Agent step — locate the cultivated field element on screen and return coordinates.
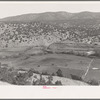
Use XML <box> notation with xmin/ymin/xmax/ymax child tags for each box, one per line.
<box><xmin>0</xmin><ymin>45</ymin><xmax>100</xmax><ymax>83</ymax></box>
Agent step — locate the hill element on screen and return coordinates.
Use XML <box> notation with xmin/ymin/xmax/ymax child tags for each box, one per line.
<box><xmin>1</xmin><ymin>11</ymin><xmax>100</xmax><ymax>22</ymax></box>
<box><xmin>0</xmin><ymin>11</ymin><xmax>100</xmax><ymax>48</ymax></box>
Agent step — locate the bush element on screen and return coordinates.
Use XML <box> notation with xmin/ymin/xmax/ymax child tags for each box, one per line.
<box><xmin>5</xmin><ymin>72</ymin><xmax>17</xmax><ymax>84</ymax></box>
<box><xmin>32</xmin><ymin>74</ymin><xmax>46</xmax><ymax>85</ymax></box>
<box><xmin>55</xmin><ymin>80</ymin><xmax>62</xmax><ymax>85</ymax></box>
<box><xmin>39</xmin><ymin>77</ymin><xmax>46</xmax><ymax>85</ymax></box>
<box><xmin>65</xmin><ymin>64</ymin><xmax>68</xmax><ymax>66</ymax></box>
<box><xmin>52</xmin><ymin>73</ymin><xmax>55</xmax><ymax>76</ymax></box>
<box><xmin>28</xmin><ymin>68</ymin><xmax>40</xmax><ymax>74</ymax></box>
<box><xmin>28</xmin><ymin>68</ymin><xmax>34</xmax><ymax>77</ymax></box>
<box><xmin>33</xmin><ymin>79</ymin><xmax>40</xmax><ymax>85</ymax></box>
<box><xmin>94</xmin><ymin>48</ymin><xmax>100</xmax><ymax>57</ymax></box>
<box><xmin>46</xmin><ymin>75</ymin><xmax>54</xmax><ymax>85</ymax></box>
<box><xmin>32</xmin><ymin>74</ymin><xmax>55</xmax><ymax>85</ymax></box>
<box><xmin>37</xmin><ymin>65</ymin><xmax>40</xmax><ymax>67</ymax></box>
<box><xmin>33</xmin><ymin>75</ymin><xmax>37</xmax><ymax>79</ymax></box>
<box><xmin>56</xmin><ymin>69</ymin><xmax>63</xmax><ymax>77</ymax></box>
<box><xmin>70</xmin><ymin>74</ymin><xmax>82</xmax><ymax>81</ymax></box>
<box><xmin>0</xmin><ymin>67</ymin><xmax>19</xmax><ymax>84</ymax></box>
<box><xmin>8</xmin><ymin>67</ymin><xmax>15</xmax><ymax>72</ymax></box>
<box><xmin>42</xmin><ymin>71</ymin><xmax>49</xmax><ymax>75</ymax></box>
<box><xmin>34</xmin><ymin>70</ymin><xmax>40</xmax><ymax>74</ymax></box>
<box><xmin>15</xmin><ymin>73</ymin><xmax>29</xmax><ymax>85</ymax></box>
<box><xmin>87</xmin><ymin>79</ymin><xmax>99</xmax><ymax>85</ymax></box>
<box><xmin>0</xmin><ymin>67</ymin><xmax>9</xmax><ymax>80</ymax></box>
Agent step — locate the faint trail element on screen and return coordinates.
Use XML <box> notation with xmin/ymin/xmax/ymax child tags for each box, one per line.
<box><xmin>82</xmin><ymin>58</ymin><xmax>94</xmax><ymax>79</ymax></box>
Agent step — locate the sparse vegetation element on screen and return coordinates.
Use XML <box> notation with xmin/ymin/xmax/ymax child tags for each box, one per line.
<box><xmin>42</xmin><ymin>71</ymin><xmax>49</xmax><ymax>75</ymax></box>
<box><xmin>0</xmin><ymin>65</ymin><xmax>93</xmax><ymax>85</ymax></box>
<box><xmin>70</xmin><ymin>74</ymin><xmax>83</xmax><ymax>81</ymax></box>
<box><xmin>86</xmin><ymin>79</ymin><xmax>99</xmax><ymax>85</ymax></box>
<box><xmin>27</xmin><ymin>68</ymin><xmax>34</xmax><ymax>77</ymax></box>
<box><xmin>52</xmin><ymin>73</ymin><xmax>55</xmax><ymax>76</ymax></box>
<box><xmin>55</xmin><ymin>80</ymin><xmax>62</xmax><ymax>85</ymax></box>
<box><xmin>56</xmin><ymin>69</ymin><xmax>63</xmax><ymax>77</ymax></box>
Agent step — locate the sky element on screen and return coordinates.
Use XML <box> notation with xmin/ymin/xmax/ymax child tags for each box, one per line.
<box><xmin>0</xmin><ymin>1</ymin><xmax>100</xmax><ymax>19</ymax></box>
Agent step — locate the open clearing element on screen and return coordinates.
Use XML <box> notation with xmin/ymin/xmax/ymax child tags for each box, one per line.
<box><xmin>0</xmin><ymin>46</ymin><xmax>100</xmax><ymax>81</ymax></box>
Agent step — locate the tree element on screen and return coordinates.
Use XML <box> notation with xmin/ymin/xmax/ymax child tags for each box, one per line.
<box><xmin>42</xmin><ymin>71</ymin><xmax>49</xmax><ymax>75</ymax></box>
<box><xmin>87</xmin><ymin>79</ymin><xmax>99</xmax><ymax>85</ymax></box>
<box><xmin>39</xmin><ymin>77</ymin><xmax>46</xmax><ymax>85</ymax></box>
<box><xmin>33</xmin><ymin>79</ymin><xmax>39</xmax><ymax>85</ymax></box>
<box><xmin>46</xmin><ymin>75</ymin><xmax>54</xmax><ymax>85</ymax></box>
<box><xmin>0</xmin><ymin>67</ymin><xmax>8</xmax><ymax>81</ymax></box>
<box><xmin>52</xmin><ymin>73</ymin><xmax>55</xmax><ymax>76</ymax></box>
<box><xmin>38</xmin><ymin>74</ymin><xmax>46</xmax><ymax>85</ymax></box>
<box><xmin>55</xmin><ymin>80</ymin><xmax>62</xmax><ymax>85</ymax></box>
<box><xmin>15</xmin><ymin>72</ymin><xmax>29</xmax><ymax>85</ymax></box>
<box><xmin>5</xmin><ymin>72</ymin><xmax>17</xmax><ymax>84</ymax></box>
<box><xmin>35</xmin><ymin>70</ymin><xmax>40</xmax><ymax>74</ymax></box>
<box><xmin>28</xmin><ymin>68</ymin><xmax>34</xmax><ymax>77</ymax></box>
<box><xmin>8</xmin><ymin>67</ymin><xmax>15</xmax><ymax>72</ymax></box>
<box><xmin>33</xmin><ymin>75</ymin><xmax>37</xmax><ymax>79</ymax></box>
<box><xmin>56</xmin><ymin>69</ymin><xmax>63</xmax><ymax>77</ymax></box>
<box><xmin>70</xmin><ymin>74</ymin><xmax>82</xmax><ymax>81</ymax></box>
<box><xmin>37</xmin><ymin>65</ymin><xmax>40</xmax><ymax>67</ymax></box>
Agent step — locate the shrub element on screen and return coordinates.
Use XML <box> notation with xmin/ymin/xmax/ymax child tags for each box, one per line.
<box><xmin>34</xmin><ymin>70</ymin><xmax>40</xmax><ymax>74</ymax></box>
<box><xmin>5</xmin><ymin>72</ymin><xmax>17</xmax><ymax>84</ymax></box>
<box><xmin>33</xmin><ymin>79</ymin><xmax>39</xmax><ymax>85</ymax></box>
<box><xmin>87</xmin><ymin>79</ymin><xmax>99</xmax><ymax>85</ymax></box>
<box><xmin>52</xmin><ymin>73</ymin><xmax>55</xmax><ymax>76</ymax></box>
<box><xmin>37</xmin><ymin>65</ymin><xmax>40</xmax><ymax>67</ymax></box>
<box><xmin>28</xmin><ymin>68</ymin><xmax>40</xmax><ymax>75</ymax></box>
<box><xmin>46</xmin><ymin>75</ymin><xmax>54</xmax><ymax>85</ymax></box>
<box><xmin>32</xmin><ymin>74</ymin><xmax>46</xmax><ymax>85</ymax></box>
<box><xmin>56</xmin><ymin>69</ymin><xmax>63</xmax><ymax>77</ymax></box>
<box><xmin>15</xmin><ymin>72</ymin><xmax>29</xmax><ymax>85</ymax></box>
<box><xmin>8</xmin><ymin>67</ymin><xmax>15</xmax><ymax>72</ymax></box>
<box><xmin>94</xmin><ymin>48</ymin><xmax>100</xmax><ymax>57</ymax></box>
<box><xmin>51</xmin><ymin>63</ymin><xmax>54</xmax><ymax>66</ymax></box>
<box><xmin>70</xmin><ymin>74</ymin><xmax>83</xmax><ymax>81</ymax></box>
<box><xmin>0</xmin><ymin>67</ymin><xmax>9</xmax><ymax>80</ymax></box>
<box><xmin>55</xmin><ymin>80</ymin><xmax>62</xmax><ymax>85</ymax></box>
<box><xmin>0</xmin><ymin>67</ymin><xmax>19</xmax><ymax>84</ymax></box>
<box><xmin>42</xmin><ymin>71</ymin><xmax>49</xmax><ymax>75</ymax></box>
<box><xmin>39</xmin><ymin>77</ymin><xmax>46</xmax><ymax>85</ymax></box>
<box><xmin>28</xmin><ymin>69</ymin><xmax>34</xmax><ymax>77</ymax></box>
<box><xmin>65</xmin><ymin>64</ymin><xmax>68</xmax><ymax>66</ymax></box>
<box><xmin>33</xmin><ymin>75</ymin><xmax>37</xmax><ymax>79</ymax></box>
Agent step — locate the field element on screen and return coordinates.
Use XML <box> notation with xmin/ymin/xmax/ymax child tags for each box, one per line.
<box><xmin>0</xmin><ymin>45</ymin><xmax>100</xmax><ymax>83</ymax></box>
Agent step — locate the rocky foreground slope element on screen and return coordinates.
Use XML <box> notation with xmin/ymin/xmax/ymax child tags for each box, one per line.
<box><xmin>27</xmin><ymin>73</ymin><xmax>89</xmax><ymax>85</ymax></box>
<box><xmin>0</xmin><ymin>73</ymin><xmax>89</xmax><ymax>85</ymax></box>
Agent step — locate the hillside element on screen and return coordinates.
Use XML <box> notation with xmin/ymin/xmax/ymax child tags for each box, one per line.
<box><xmin>0</xmin><ymin>75</ymin><xmax>89</xmax><ymax>86</ymax></box>
<box><xmin>0</xmin><ymin>12</ymin><xmax>100</xmax><ymax>48</ymax></box>
<box><xmin>28</xmin><ymin>73</ymin><xmax>89</xmax><ymax>85</ymax></box>
<box><xmin>1</xmin><ymin>11</ymin><xmax>100</xmax><ymax>22</ymax></box>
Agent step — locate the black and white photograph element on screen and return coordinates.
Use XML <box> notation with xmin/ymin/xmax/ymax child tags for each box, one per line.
<box><xmin>0</xmin><ymin>1</ymin><xmax>100</xmax><ymax>87</ymax></box>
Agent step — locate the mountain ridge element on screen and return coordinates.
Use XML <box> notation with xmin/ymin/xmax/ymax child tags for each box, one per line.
<box><xmin>1</xmin><ymin>11</ymin><xmax>100</xmax><ymax>22</ymax></box>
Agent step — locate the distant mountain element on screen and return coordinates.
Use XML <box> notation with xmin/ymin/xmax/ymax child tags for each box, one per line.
<box><xmin>0</xmin><ymin>11</ymin><xmax>73</xmax><ymax>22</ymax></box>
<box><xmin>1</xmin><ymin>11</ymin><xmax>100</xmax><ymax>22</ymax></box>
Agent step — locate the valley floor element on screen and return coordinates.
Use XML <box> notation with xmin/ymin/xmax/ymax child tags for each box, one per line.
<box><xmin>0</xmin><ymin>46</ymin><xmax>100</xmax><ymax>85</ymax></box>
